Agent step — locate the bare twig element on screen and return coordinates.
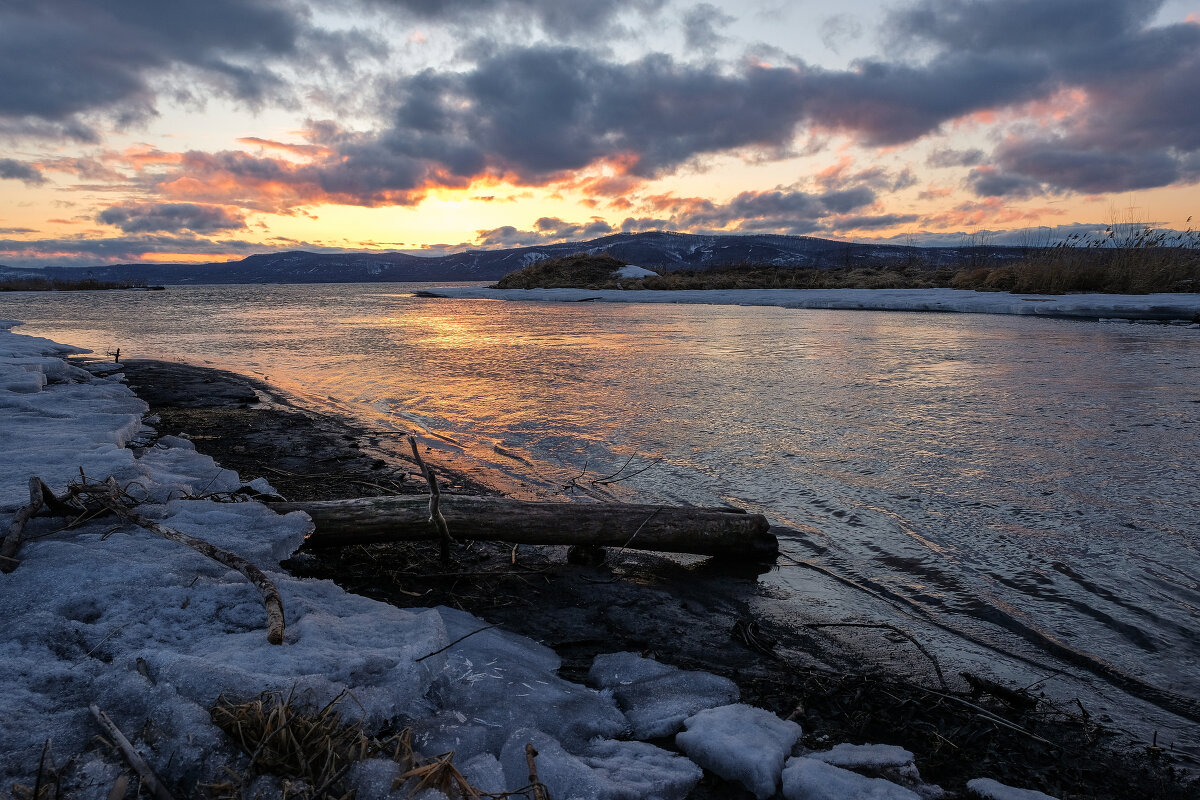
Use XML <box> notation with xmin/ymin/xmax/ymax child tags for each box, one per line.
<box><xmin>524</xmin><ymin>744</ymin><xmax>551</xmax><ymax>800</ymax></box>
<box><xmin>414</xmin><ymin>624</ymin><xmax>500</xmax><ymax>663</ymax></box>
<box><xmin>89</xmin><ymin>705</ymin><xmax>176</xmax><ymax>800</ymax></box>
<box><xmin>806</xmin><ymin>622</ymin><xmax>950</xmax><ymax>690</ymax></box>
<box><xmin>407</xmin><ymin>435</ymin><xmax>453</xmax><ymax>564</ymax></box>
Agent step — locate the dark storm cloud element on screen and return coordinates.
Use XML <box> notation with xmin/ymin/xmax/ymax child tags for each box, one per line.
<box><xmin>383</xmin><ymin>47</ymin><xmax>812</xmax><ymax>180</ymax></box>
<box><xmin>361</xmin><ymin>0</ymin><xmax>666</xmax><ymax>37</ymax></box>
<box><xmin>884</xmin><ymin>0</ymin><xmax>1200</xmax><ymax>192</ymax></box>
<box><xmin>0</xmin><ymin>159</ymin><xmax>46</xmax><ymax>185</ymax></box>
<box><xmin>634</xmin><ymin>186</ymin><xmax>879</xmax><ymax>236</ymax></box>
<box><xmin>966</xmin><ymin>167</ymin><xmax>1044</xmax><ymax>198</ymax></box>
<box><xmin>827</xmin><ymin>213</ymin><xmax>920</xmax><ymax>230</ymax></box>
<box><xmin>97</xmin><ymin>203</ymin><xmax>247</xmax><ymax>234</ymax></box>
<box><xmin>31</xmin><ymin>0</ymin><xmax>1193</xmax><ymax>214</ymax></box>
<box><xmin>927</xmin><ymin>148</ymin><xmax>984</xmax><ymax>168</ymax></box>
<box><xmin>991</xmin><ymin>141</ymin><xmax>1183</xmax><ymax>194</ymax></box>
<box><xmin>473</xmin><ymin>216</ymin><xmax>614</xmax><ymax>247</ymax></box>
<box><xmin>0</xmin><ymin>1</ymin><xmax>354</xmax><ymax>137</ymax></box>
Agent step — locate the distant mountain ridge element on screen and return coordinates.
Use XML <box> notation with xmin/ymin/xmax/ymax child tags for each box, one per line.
<box><xmin>1</xmin><ymin>232</ymin><xmax>1027</xmax><ymax>285</ymax></box>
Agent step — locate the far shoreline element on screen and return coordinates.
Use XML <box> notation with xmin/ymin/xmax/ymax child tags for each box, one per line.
<box><xmin>422</xmin><ymin>285</ymin><xmax>1200</xmax><ymax>323</ymax></box>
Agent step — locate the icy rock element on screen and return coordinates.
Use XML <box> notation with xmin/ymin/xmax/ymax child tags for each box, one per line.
<box><xmin>675</xmin><ymin>703</ymin><xmax>803</xmax><ymax>799</ymax></box>
<box><xmin>347</xmin><ymin>758</ymin><xmax>403</xmax><ymax>800</ymax></box>
<box><xmin>431</xmin><ymin>610</ymin><xmax>626</xmax><ymax>752</ymax></box>
<box><xmin>459</xmin><ymin>753</ymin><xmax>507</xmax><ymax>795</ymax></box>
<box><xmin>588</xmin><ymin>652</ymin><xmax>739</xmax><ymax>738</ymax></box>
<box><xmin>501</xmin><ymin>728</ymin><xmax>606</xmax><ymax>800</ymax></box>
<box><xmin>782</xmin><ymin>757</ymin><xmax>921</xmax><ymax>800</ymax></box>
<box><xmin>157</xmin><ymin>434</ymin><xmax>196</xmax><ymax>450</ymax></box>
<box><xmin>966</xmin><ymin>778</ymin><xmax>1061</xmax><ymax>800</ymax></box>
<box><xmin>581</xmin><ymin>738</ymin><xmax>703</xmax><ymax>800</ymax></box>
<box><xmin>809</xmin><ymin>742</ymin><xmax>922</xmax><ymax>785</ymax></box>
<box><xmin>410</xmin><ymin>710</ymin><xmax>496</xmax><ymax>764</ymax></box>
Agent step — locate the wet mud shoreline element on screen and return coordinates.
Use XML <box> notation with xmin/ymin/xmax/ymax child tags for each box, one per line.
<box><xmin>115</xmin><ymin>358</ymin><xmax>1197</xmax><ymax>799</ymax></box>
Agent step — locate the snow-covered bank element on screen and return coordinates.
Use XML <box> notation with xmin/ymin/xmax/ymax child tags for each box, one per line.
<box><xmin>1</xmin><ymin>320</ymin><xmax>1055</xmax><ymax>800</ymax></box>
<box><xmin>425</xmin><ymin>287</ymin><xmax>1200</xmax><ymax>321</ymax></box>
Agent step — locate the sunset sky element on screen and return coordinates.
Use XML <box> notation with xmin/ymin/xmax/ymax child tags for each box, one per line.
<box><xmin>1</xmin><ymin>0</ymin><xmax>1197</xmax><ymax>268</ymax></box>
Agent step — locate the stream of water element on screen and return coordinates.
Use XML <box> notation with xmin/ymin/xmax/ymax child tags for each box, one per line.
<box><xmin>4</xmin><ymin>283</ymin><xmax>1197</xmax><ymax>754</ymax></box>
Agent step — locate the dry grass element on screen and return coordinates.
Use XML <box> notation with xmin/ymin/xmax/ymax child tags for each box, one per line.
<box><xmin>207</xmin><ymin>690</ymin><xmax>491</xmax><ymax>800</ymax></box>
<box><xmin>492</xmin><ymin>253</ymin><xmax>628</xmax><ymax>289</ymax></box>
<box><xmin>209</xmin><ymin>690</ymin><xmax>374</xmax><ymax>799</ymax></box>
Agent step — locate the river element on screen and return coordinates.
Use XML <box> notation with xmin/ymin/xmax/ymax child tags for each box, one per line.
<box><xmin>3</xmin><ymin>283</ymin><xmax>1198</xmax><ymax>756</ymax></box>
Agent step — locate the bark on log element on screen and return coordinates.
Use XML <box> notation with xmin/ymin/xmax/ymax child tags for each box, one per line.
<box><xmin>269</xmin><ymin>495</ymin><xmax>778</xmax><ymax>561</ymax></box>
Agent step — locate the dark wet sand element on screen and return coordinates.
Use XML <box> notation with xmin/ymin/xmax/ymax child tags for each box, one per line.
<box><xmin>116</xmin><ymin>358</ymin><xmax>1197</xmax><ymax>800</ymax></box>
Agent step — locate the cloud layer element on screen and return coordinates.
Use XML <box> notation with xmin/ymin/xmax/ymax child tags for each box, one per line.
<box><xmin>0</xmin><ymin>0</ymin><xmax>1197</xmax><ymax>265</ymax></box>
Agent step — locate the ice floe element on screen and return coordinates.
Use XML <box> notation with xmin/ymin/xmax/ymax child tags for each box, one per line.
<box><xmin>425</xmin><ymin>286</ymin><xmax>1200</xmax><ymax>321</ymax></box>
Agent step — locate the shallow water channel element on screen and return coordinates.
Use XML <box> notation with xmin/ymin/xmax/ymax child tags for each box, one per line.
<box><xmin>5</xmin><ymin>283</ymin><xmax>1198</xmax><ymax>756</ymax></box>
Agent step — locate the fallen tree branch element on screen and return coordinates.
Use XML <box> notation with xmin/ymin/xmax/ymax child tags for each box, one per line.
<box><xmin>407</xmin><ymin>435</ymin><xmax>453</xmax><ymax>564</ymax></box>
<box><xmin>89</xmin><ymin>704</ymin><xmax>177</xmax><ymax>800</ymax></box>
<box><xmin>87</xmin><ymin>477</ymin><xmax>285</xmax><ymax>645</ymax></box>
<box><xmin>1</xmin><ymin>477</ymin><xmax>45</xmax><ymax>573</ymax></box>
<box><xmin>271</xmin><ymin>495</ymin><xmax>778</xmax><ymax>561</ymax></box>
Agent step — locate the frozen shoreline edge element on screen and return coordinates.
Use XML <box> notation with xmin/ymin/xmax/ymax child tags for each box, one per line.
<box><xmin>0</xmin><ymin>320</ymin><xmax>958</xmax><ymax>800</ymax></box>
<box><xmin>424</xmin><ymin>286</ymin><xmax>1200</xmax><ymax>322</ymax></box>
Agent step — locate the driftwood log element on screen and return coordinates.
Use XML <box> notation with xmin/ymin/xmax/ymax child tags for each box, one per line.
<box><xmin>269</xmin><ymin>495</ymin><xmax>778</xmax><ymax>561</ymax></box>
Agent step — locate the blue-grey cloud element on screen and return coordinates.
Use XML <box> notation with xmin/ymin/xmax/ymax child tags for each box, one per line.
<box><xmin>966</xmin><ymin>167</ymin><xmax>1044</xmax><ymax>198</ymax></box>
<box><xmin>928</xmin><ymin>147</ymin><xmax>984</xmax><ymax>168</ymax></box>
<box><xmin>0</xmin><ymin>158</ymin><xmax>46</xmax><ymax>184</ymax></box>
<box><xmin>98</xmin><ymin>203</ymin><xmax>246</xmax><ymax>234</ymax></box>
<box><xmin>361</xmin><ymin>0</ymin><xmax>666</xmax><ymax>37</ymax></box>
<box><xmin>682</xmin><ymin>3</ymin><xmax>736</xmax><ymax>50</ymax></box>
<box><xmin>0</xmin><ymin>1</ymin><xmax>360</xmax><ymax>137</ymax></box>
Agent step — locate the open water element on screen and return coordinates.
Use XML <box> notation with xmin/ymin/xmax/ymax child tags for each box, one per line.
<box><xmin>4</xmin><ymin>283</ymin><xmax>1198</xmax><ymax>754</ymax></box>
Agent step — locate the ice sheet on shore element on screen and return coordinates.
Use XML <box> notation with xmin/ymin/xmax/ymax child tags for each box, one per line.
<box><xmin>588</xmin><ymin>651</ymin><xmax>740</xmax><ymax>738</ymax></box>
<box><xmin>426</xmin><ymin>286</ymin><xmax>1200</xmax><ymax>321</ymax></box>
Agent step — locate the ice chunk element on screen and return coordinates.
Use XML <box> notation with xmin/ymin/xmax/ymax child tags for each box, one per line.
<box><xmin>782</xmin><ymin>757</ymin><xmax>921</xmax><ymax>800</ymax></box>
<box><xmin>500</xmin><ymin>728</ymin><xmax>605</xmax><ymax>800</ymax></box>
<box><xmin>811</xmin><ymin>743</ymin><xmax>915</xmax><ymax>769</ymax></box>
<box><xmin>588</xmin><ymin>652</ymin><xmax>739</xmax><ymax>738</ymax></box>
<box><xmin>458</xmin><ymin>753</ymin><xmax>507</xmax><ymax>795</ymax></box>
<box><xmin>675</xmin><ymin>703</ymin><xmax>803</xmax><ymax>799</ymax></box>
<box><xmin>581</xmin><ymin>739</ymin><xmax>702</xmax><ymax>800</ymax></box>
<box><xmin>430</xmin><ymin>614</ymin><xmax>625</xmax><ymax>752</ymax></box>
<box><xmin>410</xmin><ymin>710</ymin><xmax>495</xmax><ymax>764</ymax></box>
<box><xmin>589</xmin><ymin>651</ymin><xmax>677</xmax><ymax>685</ymax></box>
<box><xmin>966</xmin><ymin>778</ymin><xmax>1061</xmax><ymax>800</ymax></box>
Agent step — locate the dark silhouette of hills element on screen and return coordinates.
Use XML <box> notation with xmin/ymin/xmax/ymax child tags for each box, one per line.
<box><xmin>1</xmin><ymin>231</ymin><xmax>1027</xmax><ymax>285</ymax></box>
